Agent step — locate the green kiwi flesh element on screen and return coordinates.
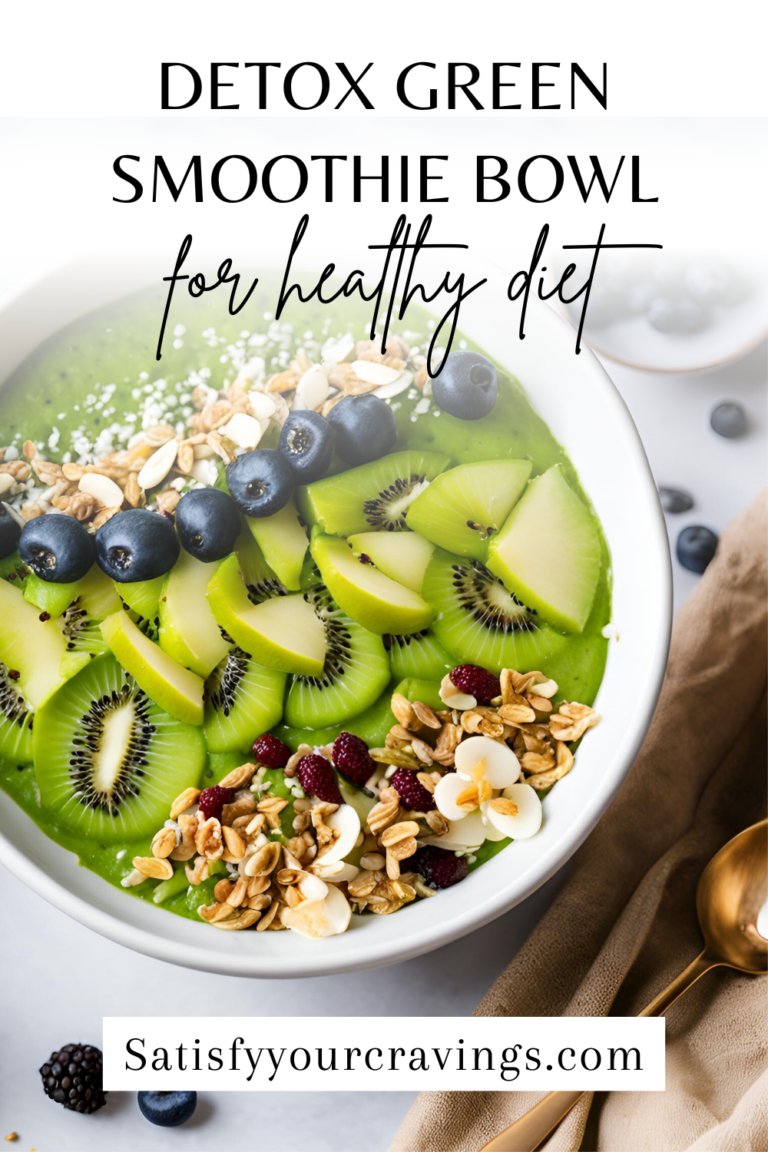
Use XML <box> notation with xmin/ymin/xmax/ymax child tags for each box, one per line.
<box><xmin>296</xmin><ymin>450</ymin><xmax>450</xmax><ymax>536</ymax></box>
<box><xmin>385</xmin><ymin>630</ymin><xmax>452</xmax><ymax>682</ymax></box>
<box><xmin>0</xmin><ymin>663</ymin><xmax>34</xmax><ymax>762</ymax></box>
<box><xmin>33</xmin><ymin>654</ymin><xmax>205</xmax><ymax>841</ymax></box>
<box><xmin>204</xmin><ymin>646</ymin><xmax>286</xmax><ymax>753</ymax></box>
<box><xmin>284</xmin><ymin>587</ymin><xmax>390</xmax><ymax>729</ymax></box>
<box><xmin>422</xmin><ymin>548</ymin><xmax>568</xmax><ymax>675</ymax></box>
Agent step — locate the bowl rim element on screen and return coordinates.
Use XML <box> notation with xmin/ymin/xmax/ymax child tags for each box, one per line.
<box><xmin>0</xmin><ymin>258</ymin><xmax>673</xmax><ymax>978</ymax></box>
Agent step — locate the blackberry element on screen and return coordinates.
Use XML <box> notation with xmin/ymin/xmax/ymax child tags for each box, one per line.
<box><xmin>39</xmin><ymin>1043</ymin><xmax>107</xmax><ymax>1114</ymax></box>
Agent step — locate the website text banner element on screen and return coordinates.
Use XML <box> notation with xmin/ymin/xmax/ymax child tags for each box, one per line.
<box><xmin>104</xmin><ymin>1016</ymin><xmax>665</xmax><ymax>1092</ymax></box>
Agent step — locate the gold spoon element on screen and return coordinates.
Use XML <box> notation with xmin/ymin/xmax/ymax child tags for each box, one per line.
<box><xmin>480</xmin><ymin>819</ymin><xmax>768</xmax><ymax>1152</ymax></box>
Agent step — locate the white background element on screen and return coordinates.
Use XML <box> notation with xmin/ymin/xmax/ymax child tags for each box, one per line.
<box><xmin>1</xmin><ymin>4</ymin><xmax>766</xmax><ymax>1149</ymax></box>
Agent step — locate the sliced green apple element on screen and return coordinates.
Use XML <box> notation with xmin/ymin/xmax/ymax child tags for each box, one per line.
<box><xmin>406</xmin><ymin>459</ymin><xmax>532</xmax><ymax>560</ymax></box>
<box><xmin>158</xmin><ymin>553</ymin><xmax>229</xmax><ymax>678</ymax></box>
<box><xmin>100</xmin><ymin>610</ymin><xmax>205</xmax><ymax>725</ymax></box>
<box><xmin>347</xmin><ymin>530</ymin><xmax>435</xmax><ymax>593</ymax></box>
<box><xmin>245</xmin><ymin>497</ymin><xmax>308</xmax><ymax>592</ymax></box>
<box><xmin>487</xmin><ymin>464</ymin><xmax>601</xmax><ymax>633</ymax></box>
<box><xmin>310</xmin><ymin>533</ymin><xmax>434</xmax><ymax>635</ymax></box>
<box><xmin>206</xmin><ymin>554</ymin><xmax>326</xmax><ymax>676</ymax></box>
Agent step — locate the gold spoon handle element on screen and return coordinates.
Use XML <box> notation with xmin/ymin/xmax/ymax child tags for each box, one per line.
<box><xmin>479</xmin><ymin>951</ymin><xmax>717</xmax><ymax>1152</ymax></box>
<box><xmin>638</xmin><ymin>951</ymin><xmax>714</xmax><ymax>1017</ymax></box>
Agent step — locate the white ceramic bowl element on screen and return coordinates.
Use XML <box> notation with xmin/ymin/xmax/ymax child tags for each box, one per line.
<box><xmin>0</xmin><ymin>257</ymin><xmax>672</xmax><ymax>978</ymax></box>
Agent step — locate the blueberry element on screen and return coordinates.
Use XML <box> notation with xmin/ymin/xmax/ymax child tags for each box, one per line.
<box><xmin>431</xmin><ymin>351</ymin><xmax>498</xmax><ymax>420</ymax></box>
<box><xmin>658</xmin><ymin>486</ymin><xmax>694</xmax><ymax>514</ymax></box>
<box><xmin>175</xmin><ymin>488</ymin><xmax>240</xmax><ymax>562</ymax></box>
<box><xmin>19</xmin><ymin>514</ymin><xmax>95</xmax><ymax>583</ymax></box>
<box><xmin>676</xmin><ymin>525</ymin><xmax>718</xmax><ymax>574</ymax></box>
<box><xmin>95</xmin><ymin>508</ymin><xmax>180</xmax><ymax>582</ymax></box>
<box><xmin>326</xmin><ymin>395</ymin><xmax>397</xmax><ymax>465</ymax></box>
<box><xmin>226</xmin><ymin>449</ymin><xmax>294</xmax><ymax>517</ymax></box>
<box><xmin>0</xmin><ymin>505</ymin><xmax>22</xmax><ymax>560</ymax></box>
<box><xmin>278</xmin><ymin>411</ymin><xmax>336</xmax><ymax>482</ymax></box>
<box><xmin>138</xmin><ymin>1090</ymin><xmax>197</xmax><ymax>1128</ymax></box>
<box><xmin>710</xmin><ymin>401</ymin><xmax>747</xmax><ymax>439</ymax></box>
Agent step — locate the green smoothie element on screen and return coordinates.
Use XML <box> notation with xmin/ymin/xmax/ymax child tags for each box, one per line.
<box><xmin>0</xmin><ymin>280</ymin><xmax>610</xmax><ymax>925</ymax></box>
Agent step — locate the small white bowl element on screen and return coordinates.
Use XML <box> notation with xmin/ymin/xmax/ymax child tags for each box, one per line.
<box><xmin>0</xmin><ymin>256</ymin><xmax>671</xmax><ymax>978</ymax></box>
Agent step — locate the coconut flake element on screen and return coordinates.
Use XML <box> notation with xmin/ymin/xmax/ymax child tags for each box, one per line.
<box><xmin>486</xmin><ymin>783</ymin><xmax>543</xmax><ymax>840</ymax></box>
<box><xmin>455</xmin><ymin>736</ymin><xmax>521</xmax><ymax>789</ymax></box>
<box><xmin>190</xmin><ymin>458</ymin><xmax>219</xmax><ymax>486</ymax></box>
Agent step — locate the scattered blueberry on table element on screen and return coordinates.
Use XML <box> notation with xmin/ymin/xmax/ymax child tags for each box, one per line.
<box><xmin>658</xmin><ymin>486</ymin><xmax>694</xmax><ymax>514</ymax></box>
<box><xmin>138</xmin><ymin>1090</ymin><xmax>197</xmax><ymax>1127</ymax></box>
<box><xmin>710</xmin><ymin>401</ymin><xmax>747</xmax><ymax>439</ymax></box>
<box><xmin>676</xmin><ymin>525</ymin><xmax>719</xmax><ymax>574</ymax></box>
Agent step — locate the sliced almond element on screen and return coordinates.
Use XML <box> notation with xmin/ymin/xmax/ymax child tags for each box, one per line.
<box><xmin>351</xmin><ymin>360</ymin><xmax>403</xmax><ymax>386</ymax></box>
<box><xmin>280</xmin><ymin>883</ymin><xmax>351</xmax><ymax>939</ymax></box>
<box><xmin>77</xmin><ymin>472</ymin><xmax>125</xmax><ymax>509</ymax></box>
<box><xmin>219</xmin><ymin>413</ymin><xmax>263</xmax><ymax>449</ymax></box>
<box><xmin>247</xmin><ymin>392</ymin><xmax>277</xmax><ymax>421</ymax></box>
<box><xmin>321</xmin><ymin>337</ymin><xmax>355</xmax><ymax>365</ymax></box>
<box><xmin>292</xmin><ymin>363</ymin><xmax>330</xmax><ymax>411</ymax></box>
<box><xmin>439</xmin><ymin>673</ymin><xmax>477</xmax><ymax>710</ymax></box>
<box><xmin>315</xmin><ymin>804</ymin><xmax>361</xmax><ymax>867</ymax></box>
<box><xmin>137</xmin><ymin>438</ymin><xmax>178</xmax><ymax>491</ymax></box>
<box><xmin>373</xmin><ymin>370</ymin><xmax>413</xmax><ymax>399</ymax></box>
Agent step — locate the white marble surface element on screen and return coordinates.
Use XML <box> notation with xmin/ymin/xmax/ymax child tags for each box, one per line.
<box><xmin>0</xmin><ymin>340</ymin><xmax>765</xmax><ymax>1152</ymax></box>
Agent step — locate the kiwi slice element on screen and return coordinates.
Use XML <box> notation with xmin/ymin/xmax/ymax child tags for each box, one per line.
<box><xmin>34</xmin><ymin>654</ymin><xmax>205</xmax><ymax>841</ymax></box>
<box><xmin>23</xmin><ymin>564</ymin><xmax>122</xmax><ymax>620</ymax></box>
<box><xmin>203</xmin><ymin>646</ymin><xmax>286</xmax><ymax>754</ymax></box>
<box><xmin>422</xmin><ymin>548</ymin><xmax>568</xmax><ymax>675</ymax></box>
<box><xmin>296</xmin><ymin>450</ymin><xmax>450</xmax><ymax>536</ymax></box>
<box><xmin>406</xmin><ymin>459</ymin><xmax>532</xmax><ymax>560</ymax></box>
<box><xmin>0</xmin><ymin>663</ymin><xmax>34</xmax><ymax>763</ymax></box>
<box><xmin>284</xmin><ymin>586</ymin><xmax>390</xmax><ymax>729</ymax></box>
<box><xmin>272</xmin><ymin>684</ymin><xmax>396</xmax><ymax>752</ymax></box>
<box><xmin>385</xmin><ymin>629</ymin><xmax>452</xmax><ymax>682</ymax></box>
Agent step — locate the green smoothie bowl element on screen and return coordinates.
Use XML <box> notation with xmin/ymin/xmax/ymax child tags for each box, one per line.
<box><xmin>0</xmin><ymin>259</ymin><xmax>671</xmax><ymax>977</ymax></box>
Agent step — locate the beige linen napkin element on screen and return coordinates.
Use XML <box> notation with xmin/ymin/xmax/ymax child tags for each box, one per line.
<box><xmin>393</xmin><ymin>492</ymin><xmax>768</xmax><ymax>1152</ymax></box>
